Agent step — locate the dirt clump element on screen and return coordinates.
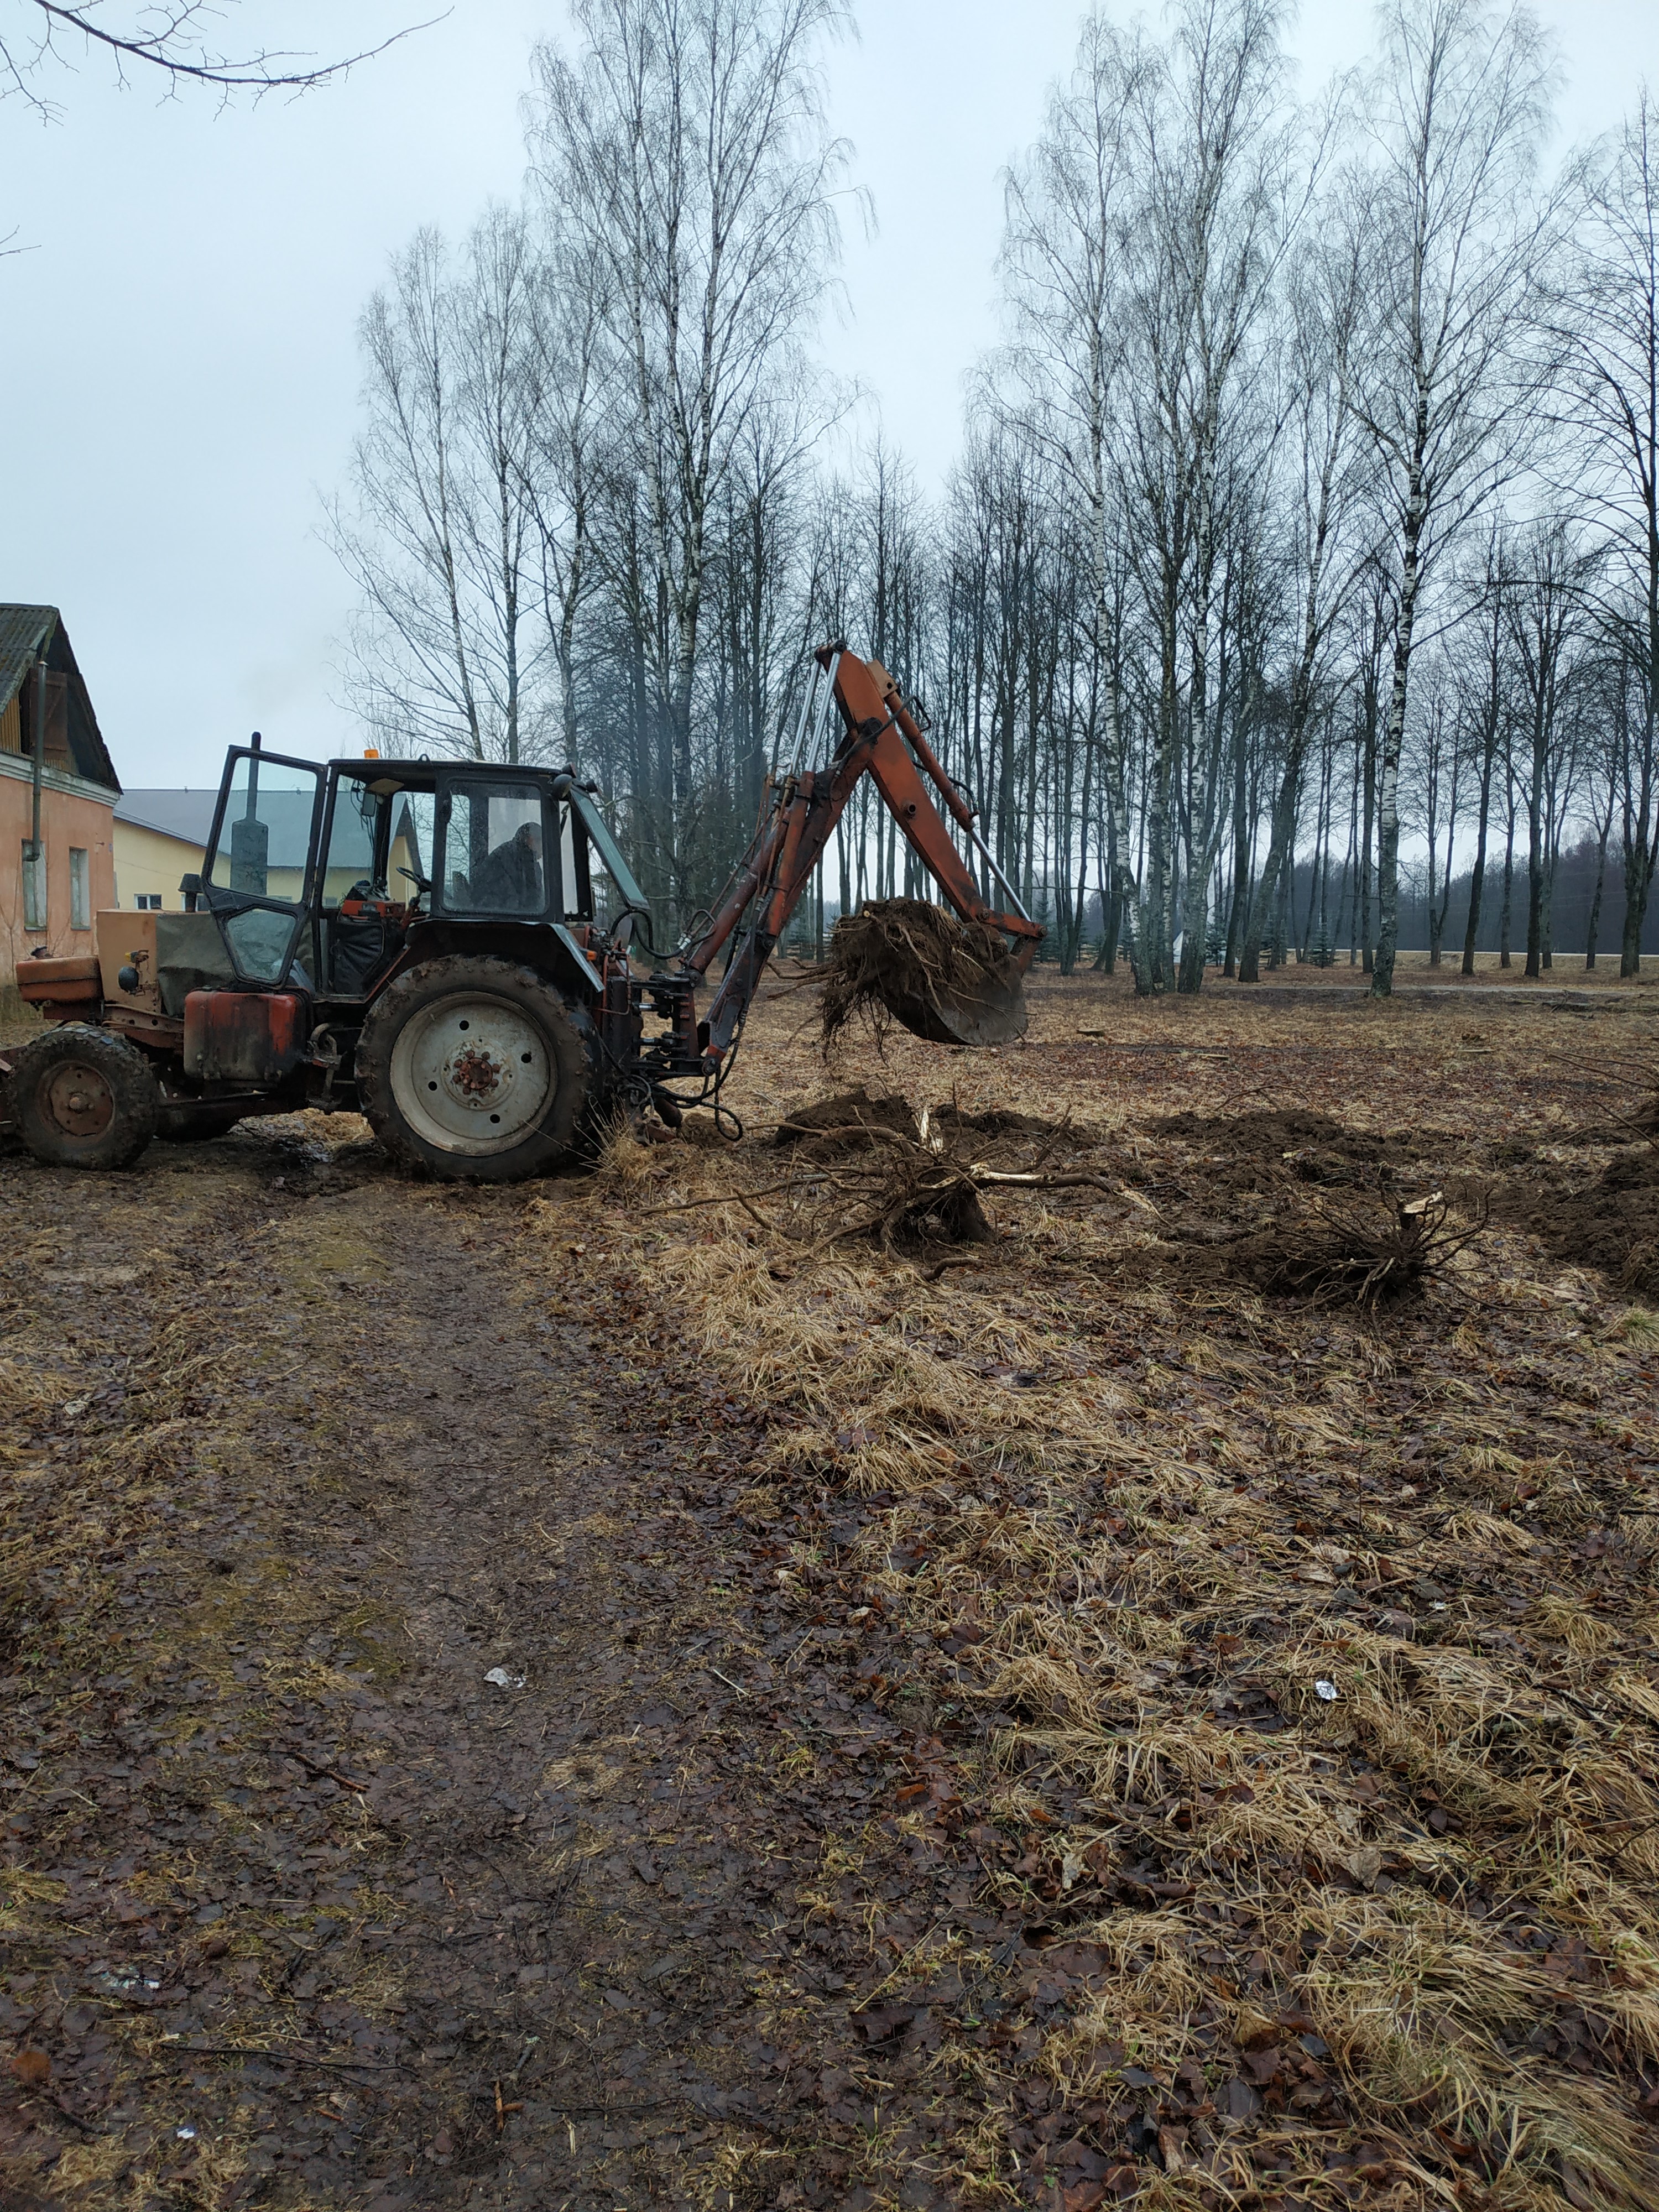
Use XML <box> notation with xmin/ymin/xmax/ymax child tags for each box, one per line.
<box><xmin>1122</xmin><ymin>1107</ymin><xmax>1462</xmax><ymax>1250</ymax></box>
<box><xmin>932</xmin><ymin>1101</ymin><xmax>1084</xmax><ymax>1142</ymax></box>
<box><xmin>1149</xmin><ymin>1104</ymin><xmax>1422</xmax><ymax>1175</ymax></box>
<box><xmin>1488</xmin><ymin>1140</ymin><xmax>1659</xmax><ymax>1293</ymax></box>
<box><xmin>774</xmin><ymin>1086</ymin><xmax>919</xmax><ymax>1153</ymax></box>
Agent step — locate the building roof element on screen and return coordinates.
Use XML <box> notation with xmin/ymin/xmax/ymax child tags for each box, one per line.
<box><xmin>117</xmin><ymin>787</ymin><xmax>382</xmax><ymax>873</ymax></box>
<box><xmin>114</xmin><ymin>789</ymin><xmax>220</xmax><ymax>846</ymax></box>
<box><xmin>0</xmin><ymin>606</ymin><xmax>121</xmax><ymax>793</ymax></box>
<box><xmin>0</xmin><ymin>605</ymin><xmax>55</xmax><ymax>690</ymax></box>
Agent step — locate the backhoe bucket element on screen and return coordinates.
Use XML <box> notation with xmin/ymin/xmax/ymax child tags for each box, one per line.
<box><xmin>878</xmin><ymin>958</ymin><xmax>1029</xmax><ymax>1047</ymax></box>
<box><xmin>822</xmin><ymin>900</ymin><xmax>1030</xmax><ymax>1052</ymax></box>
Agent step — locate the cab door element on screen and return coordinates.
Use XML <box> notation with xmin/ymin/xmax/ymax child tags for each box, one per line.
<box><xmin>200</xmin><ymin>747</ymin><xmax>326</xmax><ymax>985</ymax></box>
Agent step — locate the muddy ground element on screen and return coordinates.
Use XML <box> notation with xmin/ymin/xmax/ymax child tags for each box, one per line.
<box><xmin>0</xmin><ymin>1125</ymin><xmax>906</xmax><ymax>2210</ymax></box>
<box><xmin>3</xmin><ymin>969</ymin><xmax>1659</xmax><ymax>2211</ymax></box>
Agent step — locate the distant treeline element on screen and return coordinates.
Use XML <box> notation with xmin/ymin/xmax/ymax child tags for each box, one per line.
<box><xmin>1324</xmin><ymin>836</ymin><xmax>1659</xmax><ymax>963</ymax></box>
<box><xmin>807</xmin><ymin>830</ymin><xmax>1659</xmax><ymax>967</ymax></box>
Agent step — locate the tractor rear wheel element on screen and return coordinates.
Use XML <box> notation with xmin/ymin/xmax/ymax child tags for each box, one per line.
<box><xmin>355</xmin><ymin>956</ymin><xmax>590</xmax><ymax>1181</ymax></box>
<box><xmin>11</xmin><ymin>1024</ymin><xmax>160</xmax><ymax>1170</ymax></box>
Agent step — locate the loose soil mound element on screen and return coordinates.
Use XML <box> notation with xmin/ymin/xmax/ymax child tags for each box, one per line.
<box><xmin>1488</xmin><ymin>1141</ymin><xmax>1659</xmax><ymax>1293</ymax></box>
<box><xmin>932</xmin><ymin>1102</ymin><xmax>1078</xmax><ymax>1142</ymax></box>
<box><xmin>1154</xmin><ymin>1106</ymin><xmax>1364</xmax><ymax>1148</ymax></box>
<box><xmin>1151</xmin><ymin>1105</ymin><xmax>1422</xmax><ymax>1172</ymax></box>
<box><xmin>774</xmin><ymin>1086</ymin><xmax>918</xmax><ymax>1152</ymax></box>
<box><xmin>1144</xmin><ymin>1109</ymin><xmax>1440</xmax><ymax>1210</ymax></box>
<box><xmin>821</xmin><ymin>898</ymin><xmax>1029</xmax><ymax>1050</ymax></box>
<box><xmin>776</xmin><ymin>1096</ymin><xmax>1081</xmax><ymax>1155</ymax></box>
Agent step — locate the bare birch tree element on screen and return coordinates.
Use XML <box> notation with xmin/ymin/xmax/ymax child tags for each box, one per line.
<box><xmin>1340</xmin><ymin>0</ymin><xmax>1556</xmax><ymax>997</ymax></box>
<box><xmin>526</xmin><ymin>0</ymin><xmax>848</xmax><ymax>921</ymax></box>
<box><xmin>1554</xmin><ymin>93</ymin><xmax>1659</xmax><ymax>974</ymax></box>
<box><xmin>523</xmin><ymin>234</ymin><xmax>609</xmax><ymax>772</ymax></box>
<box><xmin>999</xmin><ymin>16</ymin><xmax>1150</xmax><ymax>958</ymax></box>
<box><xmin>1504</xmin><ymin>517</ymin><xmax>1590</xmax><ymax>974</ymax></box>
<box><xmin>1126</xmin><ymin>0</ymin><xmax>1307</xmax><ymax>992</ymax></box>
<box><xmin>329</xmin><ymin>211</ymin><xmax>557</xmax><ymax>763</ymax></box>
<box><xmin>1236</xmin><ymin>219</ymin><xmax>1373</xmax><ymax>980</ymax></box>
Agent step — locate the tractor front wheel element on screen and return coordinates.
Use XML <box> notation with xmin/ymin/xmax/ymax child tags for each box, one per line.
<box><xmin>11</xmin><ymin>1024</ymin><xmax>160</xmax><ymax>1170</ymax></box>
<box><xmin>355</xmin><ymin>957</ymin><xmax>590</xmax><ymax>1181</ymax></box>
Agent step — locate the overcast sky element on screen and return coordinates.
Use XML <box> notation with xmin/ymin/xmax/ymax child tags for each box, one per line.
<box><xmin>0</xmin><ymin>0</ymin><xmax>1648</xmax><ymax>788</ymax></box>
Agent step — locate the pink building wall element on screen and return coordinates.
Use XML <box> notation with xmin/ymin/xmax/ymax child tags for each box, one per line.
<box><xmin>0</xmin><ymin>764</ymin><xmax>117</xmax><ymax>984</ymax></box>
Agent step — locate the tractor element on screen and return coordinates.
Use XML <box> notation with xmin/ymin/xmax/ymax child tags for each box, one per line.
<box><xmin>2</xmin><ymin>645</ymin><xmax>1040</xmax><ymax>1181</ymax></box>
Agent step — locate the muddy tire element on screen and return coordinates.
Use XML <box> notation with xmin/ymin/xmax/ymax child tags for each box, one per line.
<box><xmin>11</xmin><ymin>1024</ymin><xmax>160</xmax><ymax>1171</ymax></box>
<box><xmin>356</xmin><ymin>956</ymin><xmax>590</xmax><ymax>1181</ymax></box>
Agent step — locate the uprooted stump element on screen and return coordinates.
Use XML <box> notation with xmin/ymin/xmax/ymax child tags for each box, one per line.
<box><xmin>802</xmin><ymin>1104</ymin><xmax>1110</xmax><ymax>1253</ymax></box>
<box><xmin>1228</xmin><ymin>1191</ymin><xmax>1483</xmax><ymax>1309</ymax></box>
<box><xmin>820</xmin><ymin>899</ymin><xmax>1029</xmax><ymax>1052</ymax></box>
<box><xmin>839</xmin><ymin>1144</ymin><xmax>998</xmax><ymax>1248</ymax></box>
<box><xmin>662</xmin><ymin>1091</ymin><xmax>1113</xmax><ymax>1256</ymax></box>
<box><xmin>775</xmin><ymin>1103</ymin><xmax>996</xmax><ymax>1246</ymax></box>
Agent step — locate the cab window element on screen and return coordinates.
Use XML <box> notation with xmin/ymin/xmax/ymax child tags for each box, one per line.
<box><xmin>202</xmin><ymin>750</ymin><xmax>324</xmax><ymax>985</ymax></box>
<box><xmin>206</xmin><ymin>756</ymin><xmax>322</xmax><ymax>901</ymax></box>
<box><xmin>320</xmin><ymin>778</ymin><xmax>384</xmax><ymax>902</ymax></box>
<box><xmin>437</xmin><ymin>783</ymin><xmax>555</xmax><ymax>917</ymax></box>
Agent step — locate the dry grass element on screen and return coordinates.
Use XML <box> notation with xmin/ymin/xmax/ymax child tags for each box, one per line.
<box><xmin>519</xmin><ymin>969</ymin><xmax>1659</xmax><ymax>2206</ymax></box>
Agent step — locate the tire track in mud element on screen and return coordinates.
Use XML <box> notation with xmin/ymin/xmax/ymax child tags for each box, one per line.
<box><xmin>1</xmin><ymin>1128</ymin><xmax>973</xmax><ymax>2212</ymax></box>
<box><xmin>299</xmin><ymin>1162</ymin><xmax>818</xmax><ymax>2210</ymax></box>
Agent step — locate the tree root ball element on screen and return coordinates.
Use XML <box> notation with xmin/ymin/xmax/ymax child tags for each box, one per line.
<box><xmin>820</xmin><ymin>899</ymin><xmax>1030</xmax><ymax>1052</ymax></box>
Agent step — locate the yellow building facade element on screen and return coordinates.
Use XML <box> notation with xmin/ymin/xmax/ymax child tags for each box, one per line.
<box><xmin>112</xmin><ymin>792</ymin><xmax>306</xmax><ymax>909</ymax></box>
<box><xmin>112</xmin><ymin>812</ymin><xmax>206</xmax><ymax>909</ymax></box>
<box><xmin>113</xmin><ymin>788</ymin><xmax>380</xmax><ymax>910</ymax></box>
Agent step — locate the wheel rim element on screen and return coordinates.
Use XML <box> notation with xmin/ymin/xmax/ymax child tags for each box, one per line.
<box><xmin>41</xmin><ymin>1060</ymin><xmax>117</xmax><ymax>1142</ymax></box>
<box><xmin>388</xmin><ymin>992</ymin><xmax>557</xmax><ymax>1156</ymax></box>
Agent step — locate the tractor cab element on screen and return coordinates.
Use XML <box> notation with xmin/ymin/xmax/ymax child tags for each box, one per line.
<box><xmin>195</xmin><ymin>743</ymin><xmax>640</xmax><ymax>1009</ymax></box>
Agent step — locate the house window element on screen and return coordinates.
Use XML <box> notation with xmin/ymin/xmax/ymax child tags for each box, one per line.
<box><xmin>21</xmin><ymin>842</ymin><xmax>45</xmax><ymax>932</ymax></box>
<box><xmin>134</xmin><ymin>893</ymin><xmax>162</xmax><ymax>911</ymax></box>
<box><xmin>70</xmin><ymin>847</ymin><xmax>90</xmax><ymax>931</ymax></box>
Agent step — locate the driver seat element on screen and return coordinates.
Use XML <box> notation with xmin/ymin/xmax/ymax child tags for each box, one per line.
<box><xmin>326</xmin><ymin>880</ymin><xmax>394</xmax><ymax>997</ymax></box>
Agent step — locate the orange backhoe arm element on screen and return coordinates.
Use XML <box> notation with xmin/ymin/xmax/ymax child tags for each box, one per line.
<box><xmin>683</xmin><ymin>644</ymin><xmax>1041</xmax><ymax>1058</ymax></box>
